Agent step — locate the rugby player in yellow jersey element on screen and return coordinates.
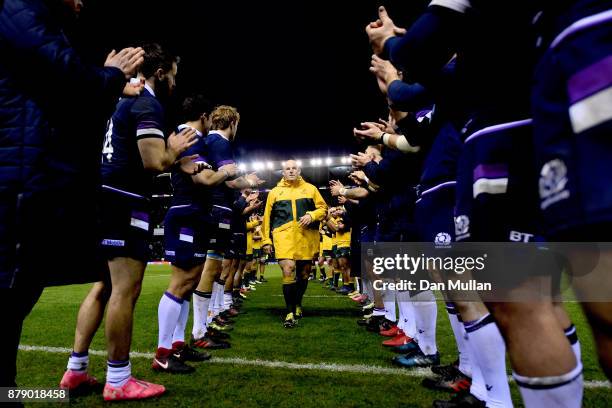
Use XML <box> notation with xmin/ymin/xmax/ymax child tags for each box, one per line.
<box><xmin>327</xmin><ymin>207</ymin><xmax>353</xmax><ymax>295</ymax></box>
<box><xmin>243</xmin><ymin>213</ymin><xmax>262</xmax><ymax>299</ymax></box>
<box><xmin>252</xmin><ymin>223</ymin><xmax>268</xmax><ymax>283</ymax></box>
<box><xmin>262</xmin><ymin>160</ymin><xmax>327</xmax><ymax>328</ymax></box>
<box><xmin>323</xmin><ymin>208</ymin><xmax>336</xmax><ymax>290</ymax></box>
<box><xmin>316</xmin><ymin>224</ymin><xmax>333</xmax><ymax>282</ymax></box>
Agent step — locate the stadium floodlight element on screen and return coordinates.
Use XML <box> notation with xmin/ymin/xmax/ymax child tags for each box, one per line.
<box><xmin>326</xmin><ymin>158</ymin><xmax>333</xmax><ymax>165</ymax></box>
<box><xmin>311</xmin><ymin>158</ymin><xmax>324</xmax><ymax>167</ymax></box>
<box><xmin>296</xmin><ymin>160</ymin><xmax>303</xmax><ymax>167</ymax></box>
<box><xmin>266</xmin><ymin>161</ymin><xmax>274</xmax><ymax>169</ymax></box>
<box><xmin>253</xmin><ymin>162</ymin><xmax>265</xmax><ymax>171</ymax></box>
<box><xmin>340</xmin><ymin>157</ymin><xmax>348</xmax><ymax>164</ymax></box>
<box><xmin>238</xmin><ymin>163</ymin><xmax>247</xmax><ymax>171</ymax></box>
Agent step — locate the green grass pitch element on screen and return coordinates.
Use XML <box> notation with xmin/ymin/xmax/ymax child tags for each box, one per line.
<box><xmin>17</xmin><ymin>264</ymin><xmax>612</xmax><ymax>407</ymax></box>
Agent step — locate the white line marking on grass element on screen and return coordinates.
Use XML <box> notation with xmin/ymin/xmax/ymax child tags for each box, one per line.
<box><xmin>216</xmin><ymin>357</ymin><xmax>435</xmax><ymax>378</ymax></box>
<box><xmin>17</xmin><ymin>345</ymin><xmax>428</xmax><ymax>377</ymax></box>
<box><xmin>17</xmin><ymin>345</ymin><xmax>611</xmax><ymax>389</ymax></box>
<box><xmin>20</xmin><ymin>345</ymin><xmax>153</xmax><ymax>359</ymax></box>
<box><xmin>271</xmin><ymin>295</ymin><xmax>344</xmax><ymax>298</ymax></box>
<box><xmin>584</xmin><ymin>380</ymin><xmax>612</xmax><ymax>389</ymax></box>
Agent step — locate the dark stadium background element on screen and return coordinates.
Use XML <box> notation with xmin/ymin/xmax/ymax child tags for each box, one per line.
<box><xmin>67</xmin><ymin>0</ymin><xmax>429</xmax><ymax>258</ymax></box>
<box><xmin>71</xmin><ymin>0</ymin><xmax>429</xmax><ymax>161</ymax></box>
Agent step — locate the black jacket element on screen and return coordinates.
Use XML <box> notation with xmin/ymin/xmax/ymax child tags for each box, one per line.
<box><xmin>0</xmin><ymin>0</ymin><xmax>125</xmax><ymax>287</ymax></box>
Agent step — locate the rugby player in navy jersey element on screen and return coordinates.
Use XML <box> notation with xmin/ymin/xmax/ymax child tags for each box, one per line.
<box><xmin>207</xmin><ymin>188</ymin><xmax>259</xmax><ymax>325</ymax></box>
<box><xmin>364</xmin><ymin>57</ymin><xmax>481</xmax><ymax>395</ymax></box>
<box><xmin>60</xmin><ymin>44</ymin><xmax>205</xmax><ymax>401</ymax></box>
<box><xmin>366</xmin><ymin>3</ymin><xmax>583</xmax><ymax>407</ymax></box>
<box><xmin>229</xmin><ymin>190</ymin><xmax>263</xmax><ymax>299</ymax></box>
<box><xmin>354</xmin><ymin>97</ymin><xmax>496</xmax><ymax>405</ymax></box>
<box><xmin>530</xmin><ymin>0</ymin><xmax>612</xmax><ymax>387</ymax></box>
<box><xmin>220</xmin><ymin>191</ymin><xmax>252</xmax><ymax>315</ymax></box>
<box><xmin>191</xmin><ymin>106</ymin><xmax>265</xmax><ymax>341</ymax></box>
<box><xmin>333</xmin><ymin>147</ymin><xmax>383</xmax><ymax>318</ymax></box>
<box><xmin>353</xmin><ymin>117</ymin><xmax>443</xmax><ymax>371</ymax></box>
<box><xmin>224</xmin><ymin>190</ymin><xmax>263</xmax><ymax>312</ymax></box>
<box><xmin>152</xmin><ymin>95</ymin><xmax>242</xmax><ymax>374</ymax></box>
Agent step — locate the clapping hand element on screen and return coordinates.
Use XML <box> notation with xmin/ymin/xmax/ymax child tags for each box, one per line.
<box><xmin>365</xmin><ymin>6</ymin><xmax>406</xmax><ymax>55</ymax></box>
<box><xmin>329</xmin><ymin>180</ymin><xmax>345</xmax><ymax>196</ymax></box>
<box><xmin>105</xmin><ymin>47</ymin><xmax>145</xmax><ymax>79</ymax></box>
<box><xmin>168</xmin><ymin>127</ymin><xmax>198</xmax><ymax>157</ymax></box>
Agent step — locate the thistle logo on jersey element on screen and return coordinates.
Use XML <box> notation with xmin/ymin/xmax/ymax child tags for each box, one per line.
<box><xmin>434</xmin><ymin>232</ymin><xmax>452</xmax><ymax>247</ymax></box>
<box><xmin>539</xmin><ymin>159</ymin><xmax>570</xmax><ymax>210</ymax></box>
<box><xmin>454</xmin><ymin>215</ymin><xmax>470</xmax><ymax>240</ymax></box>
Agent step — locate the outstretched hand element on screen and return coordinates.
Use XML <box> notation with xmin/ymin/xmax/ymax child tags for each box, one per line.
<box><xmin>369</xmin><ymin>55</ymin><xmax>401</xmax><ymax>96</ymax></box>
<box><xmin>329</xmin><ymin>180</ymin><xmax>344</xmax><ymax>196</ymax></box>
<box><xmin>168</xmin><ymin>128</ymin><xmax>198</xmax><ymax>157</ymax></box>
<box><xmin>354</xmin><ymin>122</ymin><xmax>385</xmax><ymax>142</ymax></box>
<box><xmin>350</xmin><ymin>170</ymin><xmax>367</xmax><ymax>185</ymax></box>
<box><xmin>365</xmin><ymin>6</ymin><xmax>406</xmax><ymax>55</ymax></box>
<box><xmin>105</xmin><ymin>47</ymin><xmax>145</xmax><ymax>79</ymax></box>
<box><xmin>179</xmin><ymin>155</ymin><xmax>211</xmax><ymax>175</ymax></box>
<box><xmin>350</xmin><ymin>152</ymin><xmax>374</xmax><ymax>168</ymax></box>
<box><xmin>249</xmin><ymin>199</ymin><xmax>263</xmax><ymax>211</ymax></box>
<box><xmin>246</xmin><ymin>172</ymin><xmax>266</xmax><ymax>186</ymax></box>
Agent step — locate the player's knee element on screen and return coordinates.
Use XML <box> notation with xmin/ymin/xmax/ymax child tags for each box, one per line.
<box><xmin>171</xmin><ymin>278</ymin><xmax>198</xmax><ymax>298</ymax></box>
<box><xmin>453</xmin><ymin>300</ymin><xmax>477</xmax><ymax>319</ymax></box>
<box><xmin>90</xmin><ymin>281</ymin><xmax>111</xmax><ymax>301</ymax></box>
<box><xmin>129</xmin><ymin>281</ymin><xmax>143</xmax><ymax>302</ymax></box>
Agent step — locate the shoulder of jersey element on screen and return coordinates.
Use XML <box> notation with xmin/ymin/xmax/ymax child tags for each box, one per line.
<box><xmin>207</xmin><ymin>133</ymin><xmax>228</xmax><ymax>143</ymax></box>
<box><xmin>132</xmin><ymin>93</ymin><xmax>163</xmax><ymax>110</ymax></box>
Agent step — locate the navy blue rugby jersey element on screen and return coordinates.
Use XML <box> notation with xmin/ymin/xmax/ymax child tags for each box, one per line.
<box><xmin>205</xmin><ymin>131</ymin><xmax>237</xmax><ymax>208</ymax></box>
<box><xmin>170</xmin><ymin>124</ymin><xmax>213</xmax><ymax>210</ymax></box>
<box><xmin>419</xmin><ymin>122</ymin><xmax>462</xmax><ymax>190</ymax></box>
<box><xmin>101</xmin><ymin>87</ymin><xmax>165</xmax><ymax>197</ymax></box>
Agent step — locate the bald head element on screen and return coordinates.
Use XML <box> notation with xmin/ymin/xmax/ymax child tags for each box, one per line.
<box><xmin>282</xmin><ymin>160</ymin><xmax>301</xmax><ymax>181</ymax></box>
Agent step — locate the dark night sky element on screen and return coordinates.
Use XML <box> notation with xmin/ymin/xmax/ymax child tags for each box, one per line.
<box><xmin>71</xmin><ymin>0</ymin><xmax>429</xmax><ymax>162</ymax></box>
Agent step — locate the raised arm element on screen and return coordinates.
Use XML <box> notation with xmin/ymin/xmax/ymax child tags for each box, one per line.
<box><xmin>0</xmin><ymin>1</ymin><xmax>143</xmax><ymax>98</ymax></box>
<box><xmin>366</xmin><ymin>4</ymin><xmax>464</xmax><ymax>87</ymax></box>
<box><xmin>138</xmin><ymin>128</ymin><xmax>198</xmax><ymax>172</ymax></box>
